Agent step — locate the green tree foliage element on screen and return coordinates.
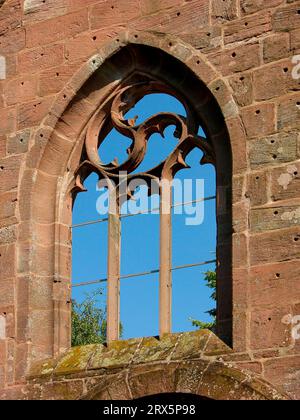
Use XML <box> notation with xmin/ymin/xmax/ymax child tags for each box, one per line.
<box><xmin>71</xmin><ymin>289</ymin><xmax>123</xmax><ymax>347</ymax></box>
<box><xmin>190</xmin><ymin>270</ymin><xmax>217</xmax><ymax>332</ymax></box>
<box><xmin>72</xmin><ymin>271</ymin><xmax>217</xmax><ymax>346</ymax></box>
<box><xmin>71</xmin><ymin>289</ymin><xmax>107</xmax><ymax>347</ymax></box>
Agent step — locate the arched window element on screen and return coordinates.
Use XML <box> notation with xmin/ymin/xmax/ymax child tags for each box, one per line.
<box><xmin>21</xmin><ymin>40</ymin><xmax>233</xmax><ymax>365</ymax></box>
<box><xmin>70</xmin><ymin>45</ymin><xmax>232</xmax><ymax>345</ymax></box>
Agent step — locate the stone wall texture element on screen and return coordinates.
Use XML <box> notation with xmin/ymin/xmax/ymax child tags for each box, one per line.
<box><xmin>0</xmin><ymin>0</ymin><xmax>299</xmax><ymax>400</ymax></box>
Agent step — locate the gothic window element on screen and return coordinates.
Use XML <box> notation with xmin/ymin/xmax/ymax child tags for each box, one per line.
<box><xmin>71</xmin><ymin>74</ymin><xmax>218</xmax><ymax>343</ymax></box>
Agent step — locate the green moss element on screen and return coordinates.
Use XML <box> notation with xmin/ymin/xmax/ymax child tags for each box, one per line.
<box><xmin>28</xmin><ymin>359</ymin><xmax>56</xmax><ymax>379</ymax></box>
<box><xmin>29</xmin><ymin>331</ymin><xmax>230</xmax><ymax>379</ymax></box>
<box><xmin>203</xmin><ymin>333</ymin><xmax>232</xmax><ymax>356</ymax></box>
<box><xmin>90</xmin><ymin>338</ymin><xmax>142</xmax><ymax>370</ymax></box>
<box><xmin>134</xmin><ymin>334</ymin><xmax>179</xmax><ymax>364</ymax></box>
<box><xmin>55</xmin><ymin>344</ymin><xmax>99</xmax><ymax>375</ymax></box>
<box><xmin>171</xmin><ymin>329</ymin><xmax>211</xmax><ymax>360</ymax></box>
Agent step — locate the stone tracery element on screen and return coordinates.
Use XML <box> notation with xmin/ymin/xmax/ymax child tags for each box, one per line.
<box><xmin>73</xmin><ymin>76</ymin><xmax>216</xmax><ymax>199</ymax></box>
<box><xmin>72</xmin><ymin>74</ymin><xmax>216</xmax><ymax>342</ymax></box>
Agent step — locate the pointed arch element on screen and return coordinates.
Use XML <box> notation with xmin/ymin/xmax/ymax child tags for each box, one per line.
<box><xmin>18</xmin><ymin>31</ymin><xmax>244</xmax><ymax>369</ymax></box>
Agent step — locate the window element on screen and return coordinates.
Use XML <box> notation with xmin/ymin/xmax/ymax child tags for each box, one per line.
<box><xmin>72</xmin><ymin>75</ymin><xmax>218</xmax><ymax>343</ymax></box>
<box><xmin>20</xmin><ymin>40</ymin><xmax>234</xmax><ymax>364</ymax></box>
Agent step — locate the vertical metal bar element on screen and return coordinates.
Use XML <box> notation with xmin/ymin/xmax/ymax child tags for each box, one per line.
<box><xmin>159</xmin><ymin>180</ymin><xmax>172</xmax><ymax>337</ymax></box>
<box><xmin>107</xmin><ymin>194</ymin><xmax>121</xmax><ymax>343</ymax></box>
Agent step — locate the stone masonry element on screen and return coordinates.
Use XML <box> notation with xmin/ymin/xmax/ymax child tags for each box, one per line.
<box><xmin>0</xmin><ymin>0</ymin><xmax>300</xmax><ymax>400</ymax></box>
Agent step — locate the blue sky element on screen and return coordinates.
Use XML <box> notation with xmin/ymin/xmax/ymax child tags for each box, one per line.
<box><xmin>72</xmin><ymin>94</ymin><xmax>216</xmax><ymax>340</ymax></box>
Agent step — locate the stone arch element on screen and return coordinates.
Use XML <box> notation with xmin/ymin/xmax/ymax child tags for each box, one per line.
<box><xmin>81</xmin><ymin>360</ymin><xmax>288</xmax><ymax>401</ymax></box>
<box><xmin>18</xmin><ymin>30</ymin><xmax>244</xmax><ymax>372</ymax></box>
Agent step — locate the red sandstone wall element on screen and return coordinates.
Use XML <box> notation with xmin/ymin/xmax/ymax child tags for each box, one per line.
<box><xmin>0</xmin><ymin>0</ymin><xmax>300</xmax><ymax>399</ymax></box>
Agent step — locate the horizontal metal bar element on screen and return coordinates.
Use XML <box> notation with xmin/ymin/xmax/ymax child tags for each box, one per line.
<box><xmin>72</xmin><ymin>217</ymin><xmax>109</xmax><ymax>229</ymax></box>
<box><xmin>71</xmin><ymin>196</ymin><xmax>216</xmax><ymax>229</ymax></box>
<box><xmin>72</xmin><ymin>259</ymin><xmax>217</xmax><ymax>288</ymax></box>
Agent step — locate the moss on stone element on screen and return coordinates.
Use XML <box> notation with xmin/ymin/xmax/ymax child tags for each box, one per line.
<box><xmin>203</xmin><ymin>333</ymin><xmax>232</xmax><ymax>356</ymax></box>
<box><xmin>170</xmin><ymin>329</ymin><xmax>211</xmax><ymax>360</ymax></box>
<box><xmin>28</xmin><ymin>331</ymin><xmax>234</xmax><ymax>381</ymax></box>
<box><xmin>55</xmin><ymin>344</ymin><xmax>99</xmax><ymax>376</ymax></box>
<box><xmin>28</xmin><ymin>358</ymin><xmax>56</xmax><ymax>379</ymax></box>
<box><xmin>89</xmin><ymin>338</ymin><xmax>142</xmax><ymax>370</ymax></box>
<box><xmin>26</xmin><ymin>329</ymin><xmax>288</xmax><ymax>400</ymax></box>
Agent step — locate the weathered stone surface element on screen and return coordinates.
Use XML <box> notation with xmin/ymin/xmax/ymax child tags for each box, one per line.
<box><xmin>250</xmin><ymin>202</ymin><xmax>300</xmax><ymax>232</ymax></box>
<box><xmin>17</xmin><ymin>97</ymin><xmax>54</xmax><ymax>130</ymax></box>
<box><xmin>291</xmin><ymin>27</ymin><xmax>300</xmax><ymax>53</ymax></box>
<box><xmin>249</xmin><ymin>260</ymin><xmax>300</xmax><ymax>309</ymax></box>
<box><xmin>271</xmin><ymin>162</ymin><xmax>300</xmax><ymax>201</ymax></box>
<box><xmin>0</xmin><ymin>192</ymin><xmax>17</xmax><ymax>223</ymax></box>
<box><xmin>249</xmin><ymin>133</ymin><xmax>298</xmax><ymax>168</ymax></box>
<box><xmin>55</xmin><ymin>345</ymin><xmax>98</xmax><ymax>376</ymax></box>
<box><xmin>0</xmin><ymin>27</ymin><xmax>25</xmax><ymax>55</ymax></box>
<box><xmin>38</xmin><ymin>63</ymin><xmax>80</xmax><ymax>96</ymax></box>
<box><xmin>211</xmin><ymin>0</ymin><xmax>239</xmax><ymax>22</ymax></box>
<box><xmin>90</xmin><ymin>0</ymin><xmax>141</xmax><ymax>29</ymax></box>
<box><xmin>28</xmin><ymin>331</ymin><xmax>232</xmax><ymax>380</ymax></box>
<box><xmin>41</xmin><ymin>380</ymin><xmax>84</xmax><ymax>400</ymax></box>
<box><xmin>241</xmin><ymin>0</ymin><xmax>283</xmax><ymax>15</ymax></box>
<box><xmin>0</xmin><ymin>0</ymin><xmax>299</xmax><ymax>402</ymax></box>
<box><xmin>253</xmin><ymin>60</ymin><xmax>299</xmax><ymax>101</ymax></box>
<box><xmin>209</xmin><ymin>43</ymin><xmax>260</xmax><ymax>76</ymax></box>
<box><xmin>23</xmin><ymin>0</ymin><xmax>68</xmax><ymax>24</ymax></box>
<box><xmin>0</xmin><ymin>156</ymin><xmax>22</xmax><ymax>193</ymax></box>
<box><xmin>263</xmin><ymin>356</ymin><xmax>300</xmax><ymax>400</ymax></box>
<box><xmin>246</xmin><ymin>171</ymin><xmax>269</xmax><ymax>206</ymax></box>
<box><xmin>132</xmin><ymin>335</ymin><xmax>177</xmax><ymax>364</ymax></box>
<box><xmin>241</xmin><ymin>103</ymin><xmax>276</xmax><ymax>139</ymax></box>
<box><xmin>89</xmin><ymin>339</ymin><xmax>141</xmax><ymax>370</ymax></box>
<box><xmin>180</xmin><ymin>28</ymin><xmax>222</xmax><ymax>52</ymax></box>
<box><xmin>278</xmin><ymin>93</ymin><xmax>300</xmax><ymax>130</ymax></box>
<box><xmin>263</xmin><ymin>33</ymin><xmax>290</xmax><ymax>63</ymax></box>
<box><xmin>250</xmin><ymin>227</ymin><xmax>300</xmax><ymax>265</ymax></box>
<box><xmin>229</xmin><ymin>72</ymin><xmax>253</xmax><ymax>107</ymax></box>
<box><xmin>250</xmin><ymin>306</ymin><xmax>293</xmax><ymax>350</ymax></box>
<box><xmin>170</xmin><ymin>330</ymin><xmax>212</xmax><ymax>360</ymax></box>
<box><xmin>4</xmin><ymin>75</ymin><xmax>38</xmax><ymax>106</ymax></box>
<box><xmin>272</xmin><ymin>4</ymin><xmax>300</xmax><ymax>32</ymax></box>
<box><xmin>224</xmin><ymin>11</ymin><xmax>271</xmax><ymax>44</ymax></box>
<box><xmin>0</xmin><ymin>108</ymin><xmax>16</xmax><ymax>136</ymax></box>
<box><xmin>18</xmin><ymin>45</ymin><xmax>65</xmax><ymax>74</ymax></box>
<box><xmin>7</xmin><ymin>129</ymin><xmax>31</xmax><ymax>155</ymax></box>
<box><xmin>26</xmin><ymin>9</ymin><xmax>89</xmax><ymax>48</ymax></box>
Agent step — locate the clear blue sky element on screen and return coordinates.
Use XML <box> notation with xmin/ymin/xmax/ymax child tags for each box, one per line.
<box><xmin>72</xmin><ymin>94</ymin><xmax>216</xmax><ymax>339</ymax></box>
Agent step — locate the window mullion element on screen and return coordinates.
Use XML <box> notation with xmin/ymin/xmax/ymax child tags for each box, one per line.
<box><xmin>159</xmin><ymin>180</ymin><xmax>172</xmax><ymax>337</ymax></box>
<box><xmin>107</xmin><ymin>194</ymin><xmax>121</xmax><ymax>343</ymax></box>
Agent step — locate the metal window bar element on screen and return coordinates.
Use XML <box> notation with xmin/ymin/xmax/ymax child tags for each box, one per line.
<box><xmin>72</xmin><ymin>194</ymin><xmax>217</xmax><ymax>342</ymax></box>
<box><xmin>72</xmin><ymin>259</ymin><xmax>217</xmax><ymax>288</ymax></box>
<box><xmin>71</xmin><ymin>196</ymin><xmax>216</xmax><ymax>229</ymax></box>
